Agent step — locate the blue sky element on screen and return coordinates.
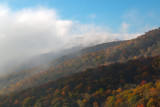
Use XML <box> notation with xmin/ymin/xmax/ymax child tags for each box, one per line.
<box><xmin>0</xmin><ymin>0</ymin><xmax>160</xmax><ymax>33</ymax></box>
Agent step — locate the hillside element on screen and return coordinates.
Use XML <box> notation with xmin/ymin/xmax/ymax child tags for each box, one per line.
<box><xmin>0</xmin><ymin>28</ymin><xmax>160</xmax><ymax>95</ymax></box>
<box><xmin>0</xmin><ymin>40</ymin><xmax>124</xmax><ymax>95</ymax></box>
<box><xmin>105</xmin><ymin>79</ymin><xmax>160</xmax><ymax>107</ymax></box>
<box><xmin>0</xmin><ymin>1</ymin><xmax>160</xmax><ymax>107</ymax></box>
<box><xmin>0</xmin><ymin>56</ymin><xmax>159</xmax><ymax>107</ymax></box>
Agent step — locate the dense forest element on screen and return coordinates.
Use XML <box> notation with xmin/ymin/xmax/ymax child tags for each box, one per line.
<box><xmin>0</xmin><ymin>28</ymin><xmax>160</xmax><ymax>96</ymax></box>
<box><xmin>0</xmin><ymin>56</ymin><xmax>159</xmax><ymax>107</ymax></box>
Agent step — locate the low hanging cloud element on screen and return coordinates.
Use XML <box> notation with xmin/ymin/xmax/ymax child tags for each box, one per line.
<box><xmin>0</xmin><ymin>5</ymin><xmax>141</xmax><ymax>70</ymax></box>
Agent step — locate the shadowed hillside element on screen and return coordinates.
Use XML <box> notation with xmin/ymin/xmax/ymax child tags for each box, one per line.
<box><xmin>0</xmin><ymin>56</ymin><xmax>159</xmax><ymax>107</ymax></box>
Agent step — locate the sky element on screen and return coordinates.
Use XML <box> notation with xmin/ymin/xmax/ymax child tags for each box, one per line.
<box><xmin>0</xmin><ymin>0</ymin><xmax>160</xmax><ymax>71</ymax></box>
<box><xmin>1</xmin><ymin>0</ymin><xmax>160</xmax><ymax>33</ymax></box>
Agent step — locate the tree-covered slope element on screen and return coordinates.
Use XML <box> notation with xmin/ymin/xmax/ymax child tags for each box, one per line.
<box><xmin>0</xmin><ymin>56</ymin><xmax>159</xmax><ymax>107</ymax></box>
<box><xmin>0</xmin><ymin>40</ymin><xmax>124</xmax><ymax>95</ymax></box>
<box><xmin>105</xmin><ymin>79</ymin><xmax>160</xmax><ymax>107</ymax></box>
<box><xmin>0</xmin><ymin>28</ymin><xmax>160</xmax><ymax>95</ymax></box>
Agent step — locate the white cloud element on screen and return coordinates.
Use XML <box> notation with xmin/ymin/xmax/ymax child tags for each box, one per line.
<box><xmin>0</xmin><ymin>5</ymin><xmax>73</xmax><ymax>66</ymax></box>
<box><xmin>138</xmin><ymin>25</ymin><xmax>157</xmax><ymax>32</ymax></box>
<box><xmin>0</xmin><ymin>5</ymin><xmax>141</xmax><ymax>71</ymax></box>
<box><xmin>120</xmin><ymin>22</ymin><xmax>130</xmax><ymax>33</ymax></box>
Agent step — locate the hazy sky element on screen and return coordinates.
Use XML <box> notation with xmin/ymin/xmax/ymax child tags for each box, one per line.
<box><xmin>0</xmin><ymin>0</ymin><xmax>159</xmax><ymax>70</ymax></box>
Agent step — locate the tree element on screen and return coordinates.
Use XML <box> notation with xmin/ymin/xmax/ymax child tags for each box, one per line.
<box><xmin>147</xmin><ymin>98</ymin><xmax>157</xmax><ymax>107</ymax></box>
<box><xmin>129</xmin><ymin>95</ymin><xmax>140</xmax><ymax>104</ymax></box>
<box><xmin>34</xmin><ymin>99</ymin><xmax>43</xmax><ymax>107</ymax></box>
<box><xmin>22</xmin><ymin>97</ymin><xmax>35</xmax><ymax>107</ymax></box>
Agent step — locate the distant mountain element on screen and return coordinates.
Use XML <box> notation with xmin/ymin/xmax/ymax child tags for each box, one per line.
<box><xmin>0</xmin><ymin>56</ymin><xmax>159</xmax><ymax>107</ymax></box>
<box><xmin>0</xmin><ymin>28</ymin><xmax>160</xmax><ymax>95</ymax></box>
<box><xmin>1</xmin><ymin>38</ymin><xmax>123</xmax><ymax>77</ymax></box>
<box><xmin>0</xmin><ymin>46</ymin><xmax>84</xmax><ymax>76</ymax></box>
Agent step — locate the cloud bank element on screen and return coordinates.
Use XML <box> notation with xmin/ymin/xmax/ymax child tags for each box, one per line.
<box><xmin>0</xmin><ymin>5</ymin><xmax>141</xmax><ymax>70</ymax></box>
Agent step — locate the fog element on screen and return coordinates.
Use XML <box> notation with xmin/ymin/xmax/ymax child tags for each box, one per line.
<box><xmin>0</xmin><ymin>5</ymin><xmax>141</xmax><ymax>73</ymax></box>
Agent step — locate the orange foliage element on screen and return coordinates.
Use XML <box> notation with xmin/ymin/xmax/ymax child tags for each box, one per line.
<box><xmin>61</xmin><ymin>91</ymin><xmax>65</xmax><ymax>95</ymax></box>
<box><xmin>115</xmin><ymin>98</ymin><xmax>123</xmax><ymax>104</ymax></box>
<box><xmin>137</xmin><ymin>104</ymin><xmax>144</xmax><ymax>107</ymax></box>
<box><xmin>117</xmin><ymin>88</ymin><xmax>122</xmax><ymax>93</ymax></box>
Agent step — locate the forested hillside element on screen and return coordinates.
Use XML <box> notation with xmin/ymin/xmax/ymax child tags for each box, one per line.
<box><xmin>0</xmin><ymin>28</ymin><xmax>160</xmax><ymax>95</ymax></box>
<box><xmin>0</xmin><ymin>56</ymin><xmax>159</xmax><ymax>107</ymax></box>
<box><xmin>0</xmin><ymin>40</ymin><xmax>123</xmax><ymax>95</ymax></box>
<box><xmin>0</xmin><ymin>0</ymin><xmax>160</xmax><ymax>107</ymax></box>
<box><xmin>105</xmin><ymin>79</ymin><xmax>160</xmax><ymax>107</ymax></box>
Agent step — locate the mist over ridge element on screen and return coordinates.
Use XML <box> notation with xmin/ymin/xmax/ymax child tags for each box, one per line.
<box><xmin>0</xmin><ymin>4</ymin><xmax>142</xmax><ymax>74</ymax></box>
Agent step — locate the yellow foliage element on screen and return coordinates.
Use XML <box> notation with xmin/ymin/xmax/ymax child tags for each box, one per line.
<box><xmin>149</xmin><ymin>87</ymin><xmax>156</xmax><ymax>91</ymax></box>
<box><xmin>105</xmin><ymin>80</ymin><xmax>160</xmax><ymax>107</ymax></box>
<box><xmin>83</xmin><ymin>99</ymin><xmax>87</xmax><ymax>102</ymax></box>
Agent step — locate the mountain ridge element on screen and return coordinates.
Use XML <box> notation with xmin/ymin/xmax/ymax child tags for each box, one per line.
<box><xmin>0</xmin><ymin>28</ymin><xmax>160</xmax><ymax>95</ymax></box>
